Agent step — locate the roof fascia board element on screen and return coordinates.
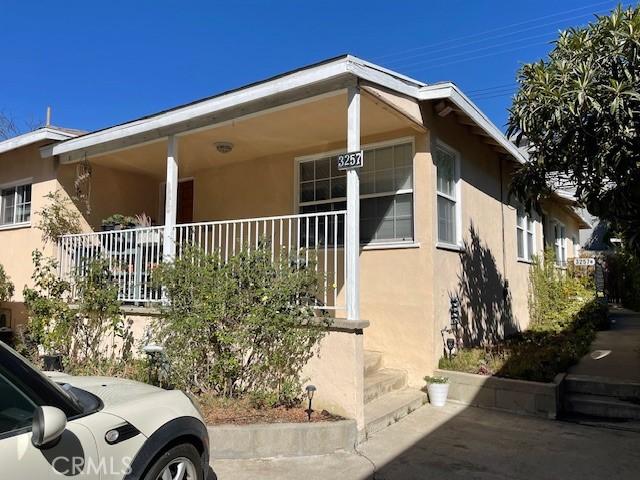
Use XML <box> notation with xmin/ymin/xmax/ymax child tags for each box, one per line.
<box><xmin>345</xmin><ymin>61</ymin><xmax>422</xmax><ymax>98</ymax></box>
<box><xmin>42</xmin><ymin>58</ymin><xmax>352</xmax><ymax>159</ymax></box>
<box><xmin>0</xmin><ymin>128</ymin><xmax>77</xmax><ymax>155</ymax></box>
<box><xmin>419</xmin><ymin>83</ymin><xmax>527</xmax><ymax>164</ymax></box>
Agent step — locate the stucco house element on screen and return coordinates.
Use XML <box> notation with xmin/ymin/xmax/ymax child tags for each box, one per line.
<box><xmin>0</xmin><ymin>55</ymin><xmax>588</xmax><ymax>434</ymax></box>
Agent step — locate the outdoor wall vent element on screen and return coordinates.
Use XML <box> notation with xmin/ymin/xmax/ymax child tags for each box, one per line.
<box><xmin>214</xmin><ymin>142</ymin><xmax>234</xmax><ymax>154</ymax></box>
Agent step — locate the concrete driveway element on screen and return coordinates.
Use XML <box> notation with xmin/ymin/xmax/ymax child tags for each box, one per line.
<box><xmin>211</xmin><ymin>402</ymin><xmax>639</xmax><ymax>480</ymax></box>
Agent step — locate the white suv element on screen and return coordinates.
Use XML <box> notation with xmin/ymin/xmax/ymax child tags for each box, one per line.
<box><xmin>0</xmin><ymin>341</ymin><xmax>209</xmax><ymax>479</ymax></box>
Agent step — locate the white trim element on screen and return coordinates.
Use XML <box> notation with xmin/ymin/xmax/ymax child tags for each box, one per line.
<box><xmin>436</xmin><ymin>242</ymin><xmax>463</xmax><ymax>253</ymax></box>
<box><xmin>419</xmin><ymin>83</ymin><xmax>527</xmax><ymax>164</ymax></box>
<box><xmin>551</xmin><ymin>220</ymin><xmax>567</xmax><ymax>266</ymax></box>
<box><xmin>0</xmin><ymin>222</ymin><xmax>30</xmax><ymax>232</ymax></box>
<box><xmin>162</xmin><ymin>136</ymin><xmax>179</xmax><ymax>263</ymax></box>
<box><xmin>363</xmin><ymin>241</ymin><xmax>420</xmax><ymax>251</ymax></box>
<box><xmin>516</xmin><ymin>207</ymin><xmax>537</xmax><ymax>262</ymax></box>
<box><xmin>0</xmin><ymin>128</ymin><xmax>79</xmax><ymax>155</ymax></box>
<box><xmin>434</xmin><ymin>139</ymin><xmax>462</xmax><ymax>247</ymax></box>
<box><xmin>0</xmin><ymin>179</ymin><xmax>33</xmax><ymax>228</ymax></box>
<box><xmin>293</xmin><ymin>136</ymin><xmax>416</xmax><ymax>245</ymax></box>
<box><xmin>346</xmin><ymin>85</ymin><xmax>361</xmax><ymax>321</ymax></box>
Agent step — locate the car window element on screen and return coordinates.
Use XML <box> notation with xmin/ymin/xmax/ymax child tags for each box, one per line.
<box><xmin>0</xmin><ymin>372</ymin><xmax>36</xmax><ymax>434</ymax></box>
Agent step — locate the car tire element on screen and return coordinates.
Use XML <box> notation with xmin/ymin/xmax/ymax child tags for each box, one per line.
<box><xmin>142</xmin><ymin>443</ymin><xmax>204</xmax><ymax>480</ymax></box>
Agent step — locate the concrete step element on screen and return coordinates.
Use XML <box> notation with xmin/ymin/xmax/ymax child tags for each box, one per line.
<box><xmin>364</xmin><ymin>351</ymin><xmax>383</xmax><ymax>376</ymax></box>
<box><xmin>364</xmin><ymin>368</ymin><xmax>407</xmax><ymax>404</ymax></box>
<box><xmin>564</xmin><ymin>393</ymin><xmax>640</xmax><ymax>420</ymax></box>
<box><xmin>564</xmin><ymin>375</ymin><xmax>640</xmax><ymax>402</ymax></box>
<box><xmin>364</xmin><ymin>388</ymin><xmax>427</xmax><ymax>439</ymax></box>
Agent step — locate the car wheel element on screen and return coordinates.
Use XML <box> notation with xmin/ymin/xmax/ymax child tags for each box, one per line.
<box><xmin>143</xmin><ymin>443</ymin><xmax>203</xmax><ymax>480</ymax></box>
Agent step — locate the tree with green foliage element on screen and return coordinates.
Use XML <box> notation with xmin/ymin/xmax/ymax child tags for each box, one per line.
<box><xmin>508</xmin><ymin>5</ymin><xmax>640</xmax><ymax>252</ymax></box>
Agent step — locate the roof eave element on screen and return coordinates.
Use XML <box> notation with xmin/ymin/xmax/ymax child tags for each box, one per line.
<box><xmin>0</xmin><ymin>127</ymin><xmax>79</xmax><ymax>155</ymax></box>
<box><xmin>418</xmin><ymin>83</ymin><xmax>527</xmax><ymax>164</ymax></box>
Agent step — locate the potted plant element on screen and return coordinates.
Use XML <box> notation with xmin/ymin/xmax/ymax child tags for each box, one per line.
<box><xmin>425</xmin><ymin>375</ymin><xmax>449</xmax><ymax>406</ymax></box>
<box><xmin>102</xmin><ymin>213</ymin><xmax>126</xmax><ymax>231</ymax></box>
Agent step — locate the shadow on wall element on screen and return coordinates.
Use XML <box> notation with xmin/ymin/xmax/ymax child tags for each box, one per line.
<box><xmin>453</xmin><ymin>223</ymin><xmax>518</xmax><ymax>348</ymax></box>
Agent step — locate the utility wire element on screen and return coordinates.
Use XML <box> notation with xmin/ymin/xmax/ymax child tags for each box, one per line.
<box><xmin>383</xmin><ymin>9</ymin><xmax>608</xmax><ymax>66</ymax></box>
<box><xmin>393</xmin><ymin>31</ymin><xmax>556</xmax><ymax>70</ymax></box>
<box><xmin>402</xmin><ymin>40</ymin><xmax>552</xmax><ymax>72</ymax></box>
<box><xmin>391</xmin><ymin>2</ymin><xmax>628</xmax><ymax>72</ymax></box>
<box><xmin>373</xmin><ymin>0</ymin><xmax>615</xmax><ymax>61</ymax></box>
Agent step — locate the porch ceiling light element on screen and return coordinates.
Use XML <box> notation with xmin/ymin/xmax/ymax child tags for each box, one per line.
<box><xmin>214</xmin><ymin>141</ymin><xmax>234</xmax><ymax>154</ymax></box>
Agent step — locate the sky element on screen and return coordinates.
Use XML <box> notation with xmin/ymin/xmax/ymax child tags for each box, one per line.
<box><xmin>0</xmin><ymin>0</ymin><xmax>629</xmax><ymax>134</ymax></box>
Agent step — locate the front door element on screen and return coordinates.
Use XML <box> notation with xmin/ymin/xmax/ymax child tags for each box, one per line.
<box><xmin>177</xmin><ymin>179</ymin><xmax>194</xmax><ymax>224</ymax></box>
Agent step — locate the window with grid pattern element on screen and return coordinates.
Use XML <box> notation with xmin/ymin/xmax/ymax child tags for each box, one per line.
<box><xmin>1</xmin><ymin>183</ymin><xmax>31</xmax><ymax>226</ymax></box>
<box><xmin>298</xmin><ymin>141</ymin><xmax>413</xmax><ymax>244</ymax></box>
<box><xmin>516</xmin><ymin>207</ymin><xmax>536</xmax><ymax>261</ymax></box>
<box><xmin>435</xmin><ymin>145</ymin><xmax>459</xmax><ymax>245</ymax></box>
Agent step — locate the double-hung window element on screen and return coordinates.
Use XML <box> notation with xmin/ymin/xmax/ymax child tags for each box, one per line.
<box><xmin>516</xmin><ymin>208</ymin><xmax>536</xmax><ymax>261</ymax></box>
<box><xmin>554</xmin><ymin>223</ymin><xmax>567</xmax><ymax>266</ymax></box>
<box><xmin>0</xmin><ymin>183</ymin><xmax>31</xmax><ymax>227</ymax></box>
<box><xmin>298</xmin><ymin>140</ymin><xmax>414</xmax><ymax>245</ymax></box>
<box><xmin>435</xmin><ymin>144</ymin><xmax>460</xmax><ymax>246</ymax></box>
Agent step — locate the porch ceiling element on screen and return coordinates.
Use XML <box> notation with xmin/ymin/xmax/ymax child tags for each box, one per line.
<box><xmin>88</xmin><ymin>91</ymin><xmax>420</xmax><ymax>179</ymax></box>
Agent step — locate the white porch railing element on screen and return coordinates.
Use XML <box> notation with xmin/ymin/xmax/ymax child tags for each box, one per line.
<box><xmin>58</xmin><ymin>211</ymin><xmax>346</xmax><ymax>310</ymax></box>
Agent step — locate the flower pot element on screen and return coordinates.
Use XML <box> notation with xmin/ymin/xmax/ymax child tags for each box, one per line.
<box><xmin>427</xmin><ymin>383</ymin><xmax>449</xmax><ymax>406</ymax></box>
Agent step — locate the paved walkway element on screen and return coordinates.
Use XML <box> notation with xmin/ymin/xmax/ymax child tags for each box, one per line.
<box><xmin>210</xmin><ymin>402</ymin><xmax>640</xmax><ymax>480</ymax></box>
<box><xmin>568</xmin><ymin>305</ymin><xmax>640</xmax><ymax>382</ymax></box>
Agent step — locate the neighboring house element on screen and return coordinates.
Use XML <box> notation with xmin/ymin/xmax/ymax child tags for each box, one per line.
<box><xmin>0</xmin><ymin>55</ymin><xmax>588</xmax><ymax>431</ymax></box>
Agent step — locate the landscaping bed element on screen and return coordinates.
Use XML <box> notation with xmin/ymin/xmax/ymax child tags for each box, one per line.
<box><xmin>440</xmin><ymin>253</ymin><xmax>608</xmax><ymax>383</ymax></box>
<box><xmin>199</xmin><ymin>395</ymin><xmax>343</xmax><ymax>425</ymax></box>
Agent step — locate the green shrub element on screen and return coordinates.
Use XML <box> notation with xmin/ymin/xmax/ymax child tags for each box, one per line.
<box><xmin>36</xmin><ymin>191</ymin><xmax>82</xmax><ymax>244</ymax></box>
<box><xmin>152</xmin><ymin>243</ymin><xmax>327</xmax><ymax>407</ymax></box>
<box><xmin>21</xmin><ymin>250</ymin><xmax>133</xmax><ymax>372</ymax></box>
<box><xmin>0</xmin><ymin>263</ymin><xmax>14</xmax><ymax>303</ymax></box>
<box><xmin>606</xmin><ymin>249</ymin><xmax>640</xmax><ymax>310</ymax></box>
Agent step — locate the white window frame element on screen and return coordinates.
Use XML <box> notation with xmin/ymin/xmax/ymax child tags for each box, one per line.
<box><xmin>0</xmin><ymin>178</ymin><xmax>32</xmax><ymax>230</ymax></box>
<box><xmin>553</xmin><ymin>221</ymin><xmax>567</xmax><ymax>267</ymax></box>
<box><xmin>516</xmin><ymin>208</ymin><xmax>537</xmax><ymax>262</ymax></box>
<box><xmin>294</xmin><ymin>136</ymin><xmax>417</xmax><ymax>248</ymax></box>
<box><xmin>434</xmin><ymin>140</ymin><xmax>462</xmax><ymax>250</ymax></box>
<box><xmin>573</xmin><ymin>235</ymin><xmax>581</xmax><ymax>258</ymax></box>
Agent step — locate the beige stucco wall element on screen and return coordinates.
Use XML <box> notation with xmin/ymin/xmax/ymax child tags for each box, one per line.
<box><xmin>57</xmin><ymin>163</ymin><xmax>160</xmax><ymax>230</ymax></box>
<box><xmin>424</xmin><ymin>105</ymin><xmax>542</xmax><ymax>366</ymax></box>
<box><xmin>0</xmin><ymin>143</ymin><xmax>58</xmax><ymax>328</ymax></box>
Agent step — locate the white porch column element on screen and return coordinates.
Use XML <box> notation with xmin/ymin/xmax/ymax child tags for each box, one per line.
<box><xmin>163</xmin><ymin>135</ymin><xmax>179</xmax><ymax>263</ymax></box>
<box><xmin>346</xmin><ymin>84</ymin><xmax>361</xmax><ymax>321</ymax></box>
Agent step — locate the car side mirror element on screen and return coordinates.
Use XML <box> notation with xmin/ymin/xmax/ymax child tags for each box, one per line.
<box><xmin>31</xmin><ymin>406</ymin><xmax>67</xmax><ymax>449</ymax></box>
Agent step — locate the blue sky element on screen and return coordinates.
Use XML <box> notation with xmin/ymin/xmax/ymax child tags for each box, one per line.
<box><xmin>0</xmin><ymin>0</ymin><xmax>626</xmax><ymax>134</ymax></box>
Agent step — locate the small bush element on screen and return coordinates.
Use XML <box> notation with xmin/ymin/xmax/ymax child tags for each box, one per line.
<box><xmin>152</xmin><ymin>243</ymin><xmax>327</xmax><ymax>407</ymax></box>
<box><xmin>0</xmin><ymin>263</ymin><xmax>14</xmax><ymax>302</ymax></box>
<box><xmin>36</xmin><ymin>191</ymin><xmax>82</xmax><ymax>244</ymax></box>
<box><xmin>21</xmin><ymin>250</ymin><xmax>133</xmax><ymax>373</ymax></box>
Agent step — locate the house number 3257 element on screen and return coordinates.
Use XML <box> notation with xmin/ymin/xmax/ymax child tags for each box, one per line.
<box><xmin>337</xmin><ymin>150</ymin><xmax>364</xmax><ymax>170</ymax></box>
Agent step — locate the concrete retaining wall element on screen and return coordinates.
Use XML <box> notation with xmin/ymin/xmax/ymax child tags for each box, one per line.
<box><xmin>208</xmin><ymin>419</ymin><xmax>357</xmax><ymax>459</ymax></box>
<box><xmin>435</xmin><ymin>369</ymin><xmax>562</xmax><ymax>419</ymax></box>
